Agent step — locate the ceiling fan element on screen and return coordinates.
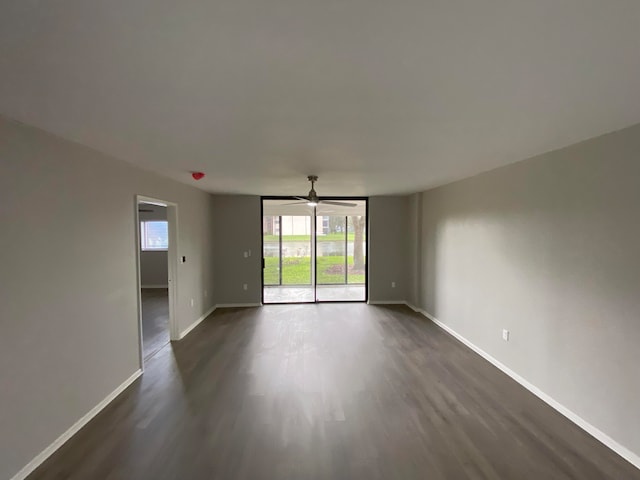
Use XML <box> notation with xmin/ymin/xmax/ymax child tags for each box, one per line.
<box><xmin>286</xmin><ymin>176</ymin><xmax>357</xmax><ymax>207</ymax></box>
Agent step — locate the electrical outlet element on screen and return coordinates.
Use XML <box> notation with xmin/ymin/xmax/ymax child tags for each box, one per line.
<box><xmin>502</xmin><ymin>329</ymin><xmax>510</xmax><ymax>342</ymax></box>
<box><xmin>391</xmin><ymin>281</ymin><xmax>396</xmax><ymax>288</ymax></box>
<box><xmin>243</xmin><ymin>284</ymin><xmax>248</xmax><ymax>291</ymax></box>
<box><xmin>190</xmin><ymin>298</ymin><xmax>194</xmax><ymax>307</ymax></box>
<box><xmin>243</xmin><ymin>251</ymin><xmax>248</xmax><ymax>258</ymax></box>
<box><xmin>248</xmin><ymin>249</ymin><xmax>252</xmax><ymax>257</ymax></box>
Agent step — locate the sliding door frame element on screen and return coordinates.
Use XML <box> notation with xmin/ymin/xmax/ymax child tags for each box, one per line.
<box><xmin>261</xmin><ymin>196</ymin><xmax>368</xmax><ymax>304</ymax></box>
<box><xmin>261</xmin><ymin>196</ymin><xmax>315</xmax><ymax>305</ymax></box>
<box><xmin>313</xmin><ymin>196</ymin><xmax>368</xmax><ymax>304</ymax></box>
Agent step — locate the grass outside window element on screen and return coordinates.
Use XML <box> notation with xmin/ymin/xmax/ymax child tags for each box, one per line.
<box><xmin>264</xmin><ymin>256</ymin><xmax>365</xmax><ymax>285</ymax></box>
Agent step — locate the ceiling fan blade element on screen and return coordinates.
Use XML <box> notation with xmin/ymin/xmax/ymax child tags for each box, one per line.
<box><xmin>293</xmin><ymin>196</ymin><xmax>309</xmax><ymax>202</ymax></box>
<box><xmin>280</xmin><ymin>201</ymin><xmax>308</xmax><ymax>206</ymax></box>
<box><xmin>319</xmin><ymin>200</ymin><xmax>358</xmax><ymax>207</ymax></box>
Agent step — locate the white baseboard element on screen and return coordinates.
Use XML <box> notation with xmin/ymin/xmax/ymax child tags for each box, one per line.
<box><xmin>216</xmin><ymin>303</ymin><xmax>262</xmax><ymax>308</ymax></box>
<box><xmin>177</xmin><ymin>303</ymin><xmax>262</xmax><ymax>340</ymax></box>
<box><xmin>405</xmin><ymin>302</ymin><xmax>640</xmax><ymax>471</ymax></box>
<box><xmin>179</xmin><ymin>304</ymin><xmax>217</xmax><ymax>340</ymax></box>
<box><xmin>368</xmin><ymin>300</ymin><xmax>407</xmax><ymax>305</ymax></box>
<box><xmin>10</xmin><ymin>369</ymin><xmax>142</xmax><ymax>480</ymax></box>
<box><xmin>140</xmin><ymin>285</ymin><xmax>168</xmax><ymax>289</ymax></box>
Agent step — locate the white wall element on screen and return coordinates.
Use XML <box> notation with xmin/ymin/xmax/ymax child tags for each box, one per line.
<box><xmin>368</xmin><ymin>196</ymin><xmax>410</xmax><ymax>302</ymax></box>
<box><xmin>407</xmin><ymin>192</ymin><xmax>422</xmax><ymax>307</ymax></box>
<box><xmin>211</xmin><ymin>195</ymin><xmax>263</xmax><ymax>305</ymax></box>
<box><xmin>139</xmin><ymin>251</ymin><xmax>168</xmax><ymax>286</ymax></box>
<box><xmin>211</xmin><ymin>196</ymin><xmax>410</xmax><ymax>304</ymax></box>
<box><xmin>410</xmin><ymin>123</ymin><xmax>640</xmax><ymax>463</ymax></box>
<box><xmin>0</xmin><ymin>116</ymin><xmax>216</xmax><ymax>480</ymax></box>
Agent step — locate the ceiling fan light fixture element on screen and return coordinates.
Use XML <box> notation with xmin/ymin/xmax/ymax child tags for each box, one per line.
<box><xmin>283</xmin><ymin>175</ymin><xmax>357</xmax><ymax>208</ymax></box>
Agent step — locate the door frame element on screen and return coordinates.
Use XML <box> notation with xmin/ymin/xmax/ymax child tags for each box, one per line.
<box><xmin>134</xmin><ymin>195</ymin><xmax>179</xmax><ymax>371</ymax></box>
<box><xmin>260</xmin><ymin>196</ymin><xmax>369</xmax><ymax>304</ymax></box>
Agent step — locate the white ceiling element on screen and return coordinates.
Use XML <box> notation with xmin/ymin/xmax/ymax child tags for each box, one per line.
<box><xmin>2</xmin><ymin>0</ymin><xmax>639</xmax><ymax>196</ymax></box>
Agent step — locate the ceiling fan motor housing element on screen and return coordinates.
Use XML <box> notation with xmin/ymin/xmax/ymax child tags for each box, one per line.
<box><xmin>307</xmin><ymin>175</ymin><xmax>319</xmax><ymax>202</ymax></box>
<box><xmin>281</xmin><ymin>175</ymin><xmax>355</xmax><ymax>207</ymax></box>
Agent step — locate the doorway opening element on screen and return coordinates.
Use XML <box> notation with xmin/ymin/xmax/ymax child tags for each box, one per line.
<box><xmin>261</xmin><ymin>197</ymin><xmax>368</xmax><ymax>303</ymax></box>
<box><xmin>135</xmin><ymin>196</ymin><xmax>179</xmax><ymax>368</ymax></box>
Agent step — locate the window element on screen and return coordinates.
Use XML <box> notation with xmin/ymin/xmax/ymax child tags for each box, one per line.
<box><xmin>140</xmin><ymin>221</ymin><xmax>168</xmax><ymax>251</ymax></box>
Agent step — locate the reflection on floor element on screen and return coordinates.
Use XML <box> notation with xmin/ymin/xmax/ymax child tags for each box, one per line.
<box><xmin>141</xmin><ymin>288</ymin><xmax>169</xmax><ymax>359</ymax></box>
<box><xmin>264</xmin><ymin>284</ymin><xmax>366</xmax><ymax>303</ymax></box>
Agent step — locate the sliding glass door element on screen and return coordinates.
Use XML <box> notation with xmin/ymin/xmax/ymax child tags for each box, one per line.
<box><xmin>262</xmin><ymin>197</ymin><xmax>367</xmax><ymax>304</ymax></box>
<box><xmin>262</xmin><ymin>200</ymin><xmax>315</xmax><ymax>303</ymax></box>
<box><xmin>315</xmin><ymin>201</ymin><xmax>367</xmax><ymax>302</ymax></box>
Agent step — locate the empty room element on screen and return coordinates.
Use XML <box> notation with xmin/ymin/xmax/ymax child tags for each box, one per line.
<box><xmin>1</xmin><ymin>1</ymin><xmax>639</xmax><ymax>479</ymax></box>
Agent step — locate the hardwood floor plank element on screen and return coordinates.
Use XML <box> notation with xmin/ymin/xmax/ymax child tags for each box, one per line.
<box><xmin>140</xmin><ymin>288</ymin><xmax>169</xmax><ymax>360</ymax></box>
<box><xmin>27</xmin><ymin>304</ymin><xmax>640</xmax><ymax>480</ymax></box>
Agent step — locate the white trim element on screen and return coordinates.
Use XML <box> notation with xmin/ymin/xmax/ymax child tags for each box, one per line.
<box><xmin>367</xmin><ymin>300</ymin><xmax>406</xmax><ymax>305</ymax></box>
<box><xmin>10</xmin><ymin>370</ymin><xmax>142</xmax><ymax>480</ymax></box>
<box><xmin>134</xmin><ymin>201</ymin><xmax>145</xmax><ymax>371</ymax></box>
<box><xmin>179</xmin><ymin>305</ymin><xmax>217</xmax><ymax>340</ymax></box>
<box><xmin>178</xmin><ymin>303</ymin><xmax>263</xmax><ymax>340</ymax></box>
<box><xmin>135</xmin><ymin>195</ymin><xmax>180</xmax><ymax>372</ymax></box>
<box><xmin>165</xmin><ymin>204</ymin><xmax>179</xmax><ymax>342</ymax></box>
<box><xmin>216</xmin><ymin>303</ymin><xmax>262</xmax><ymax>308</ymax></box>
<box><xmin>404</xmin><ymin>302</ymin><xmax>640</xmax><ymax>471</ymax></box>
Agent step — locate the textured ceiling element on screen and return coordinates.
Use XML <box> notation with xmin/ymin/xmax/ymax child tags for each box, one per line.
<box><xmin>1</xmin><ymin>0</ymin><xmax>639</xmax><ymax>196</ymax></box>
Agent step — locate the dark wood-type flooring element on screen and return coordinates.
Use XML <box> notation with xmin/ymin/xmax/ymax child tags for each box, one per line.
<box><xmin>28</xmin><ymin>304</ymin><xmax>639</xmax><ymax>479</ymax></box>
<box><xmin>141</xmin><ymin>288</ymin><xmax>169</xmax><ymax>360</ymax></box>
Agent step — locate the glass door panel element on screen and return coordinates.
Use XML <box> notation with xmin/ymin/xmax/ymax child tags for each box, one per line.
<box><xmin>281</xmin><ymin>216</ymin><xmax>312</xmax><ymax>285</ymax></box>
<box><xmin>262</xmin><ymin>215</ymin><xmax>281</xmax><ymax>287</ymax></box>
<box><xmin>262</xmin><ymin>200</ymin><xmax>315</xmax><ymax>303</ymax></box>
<box><xmin>315</xmin><ymin>201</ymin><xmax>367</xmax><ymax>302</ymax></box>
<box><xmin>347</xmin><ymin>215</ymin><xmax>366</xmax><ymax>286</ymax></box>
<box><xmin>316</xmin><ymin>216</ymin><xmax>346</xmax><ymax>285</ymax></box>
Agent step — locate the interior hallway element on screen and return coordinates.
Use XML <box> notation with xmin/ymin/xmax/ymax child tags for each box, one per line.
<box><xmin>141</xmin><ymin>288</ymin><xmax>169</xmax><ymax>360</ymax></box>
<box><xmin>26</xmin><ymin>304</ymin><xmax>639</xmax><ymax>480</ymax></box>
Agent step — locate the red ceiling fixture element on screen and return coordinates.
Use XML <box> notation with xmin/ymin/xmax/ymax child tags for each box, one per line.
<box><xmin>191</xmin><ymin>171</ymin><xmax>205</xmax><ymax>180</ymax></box>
